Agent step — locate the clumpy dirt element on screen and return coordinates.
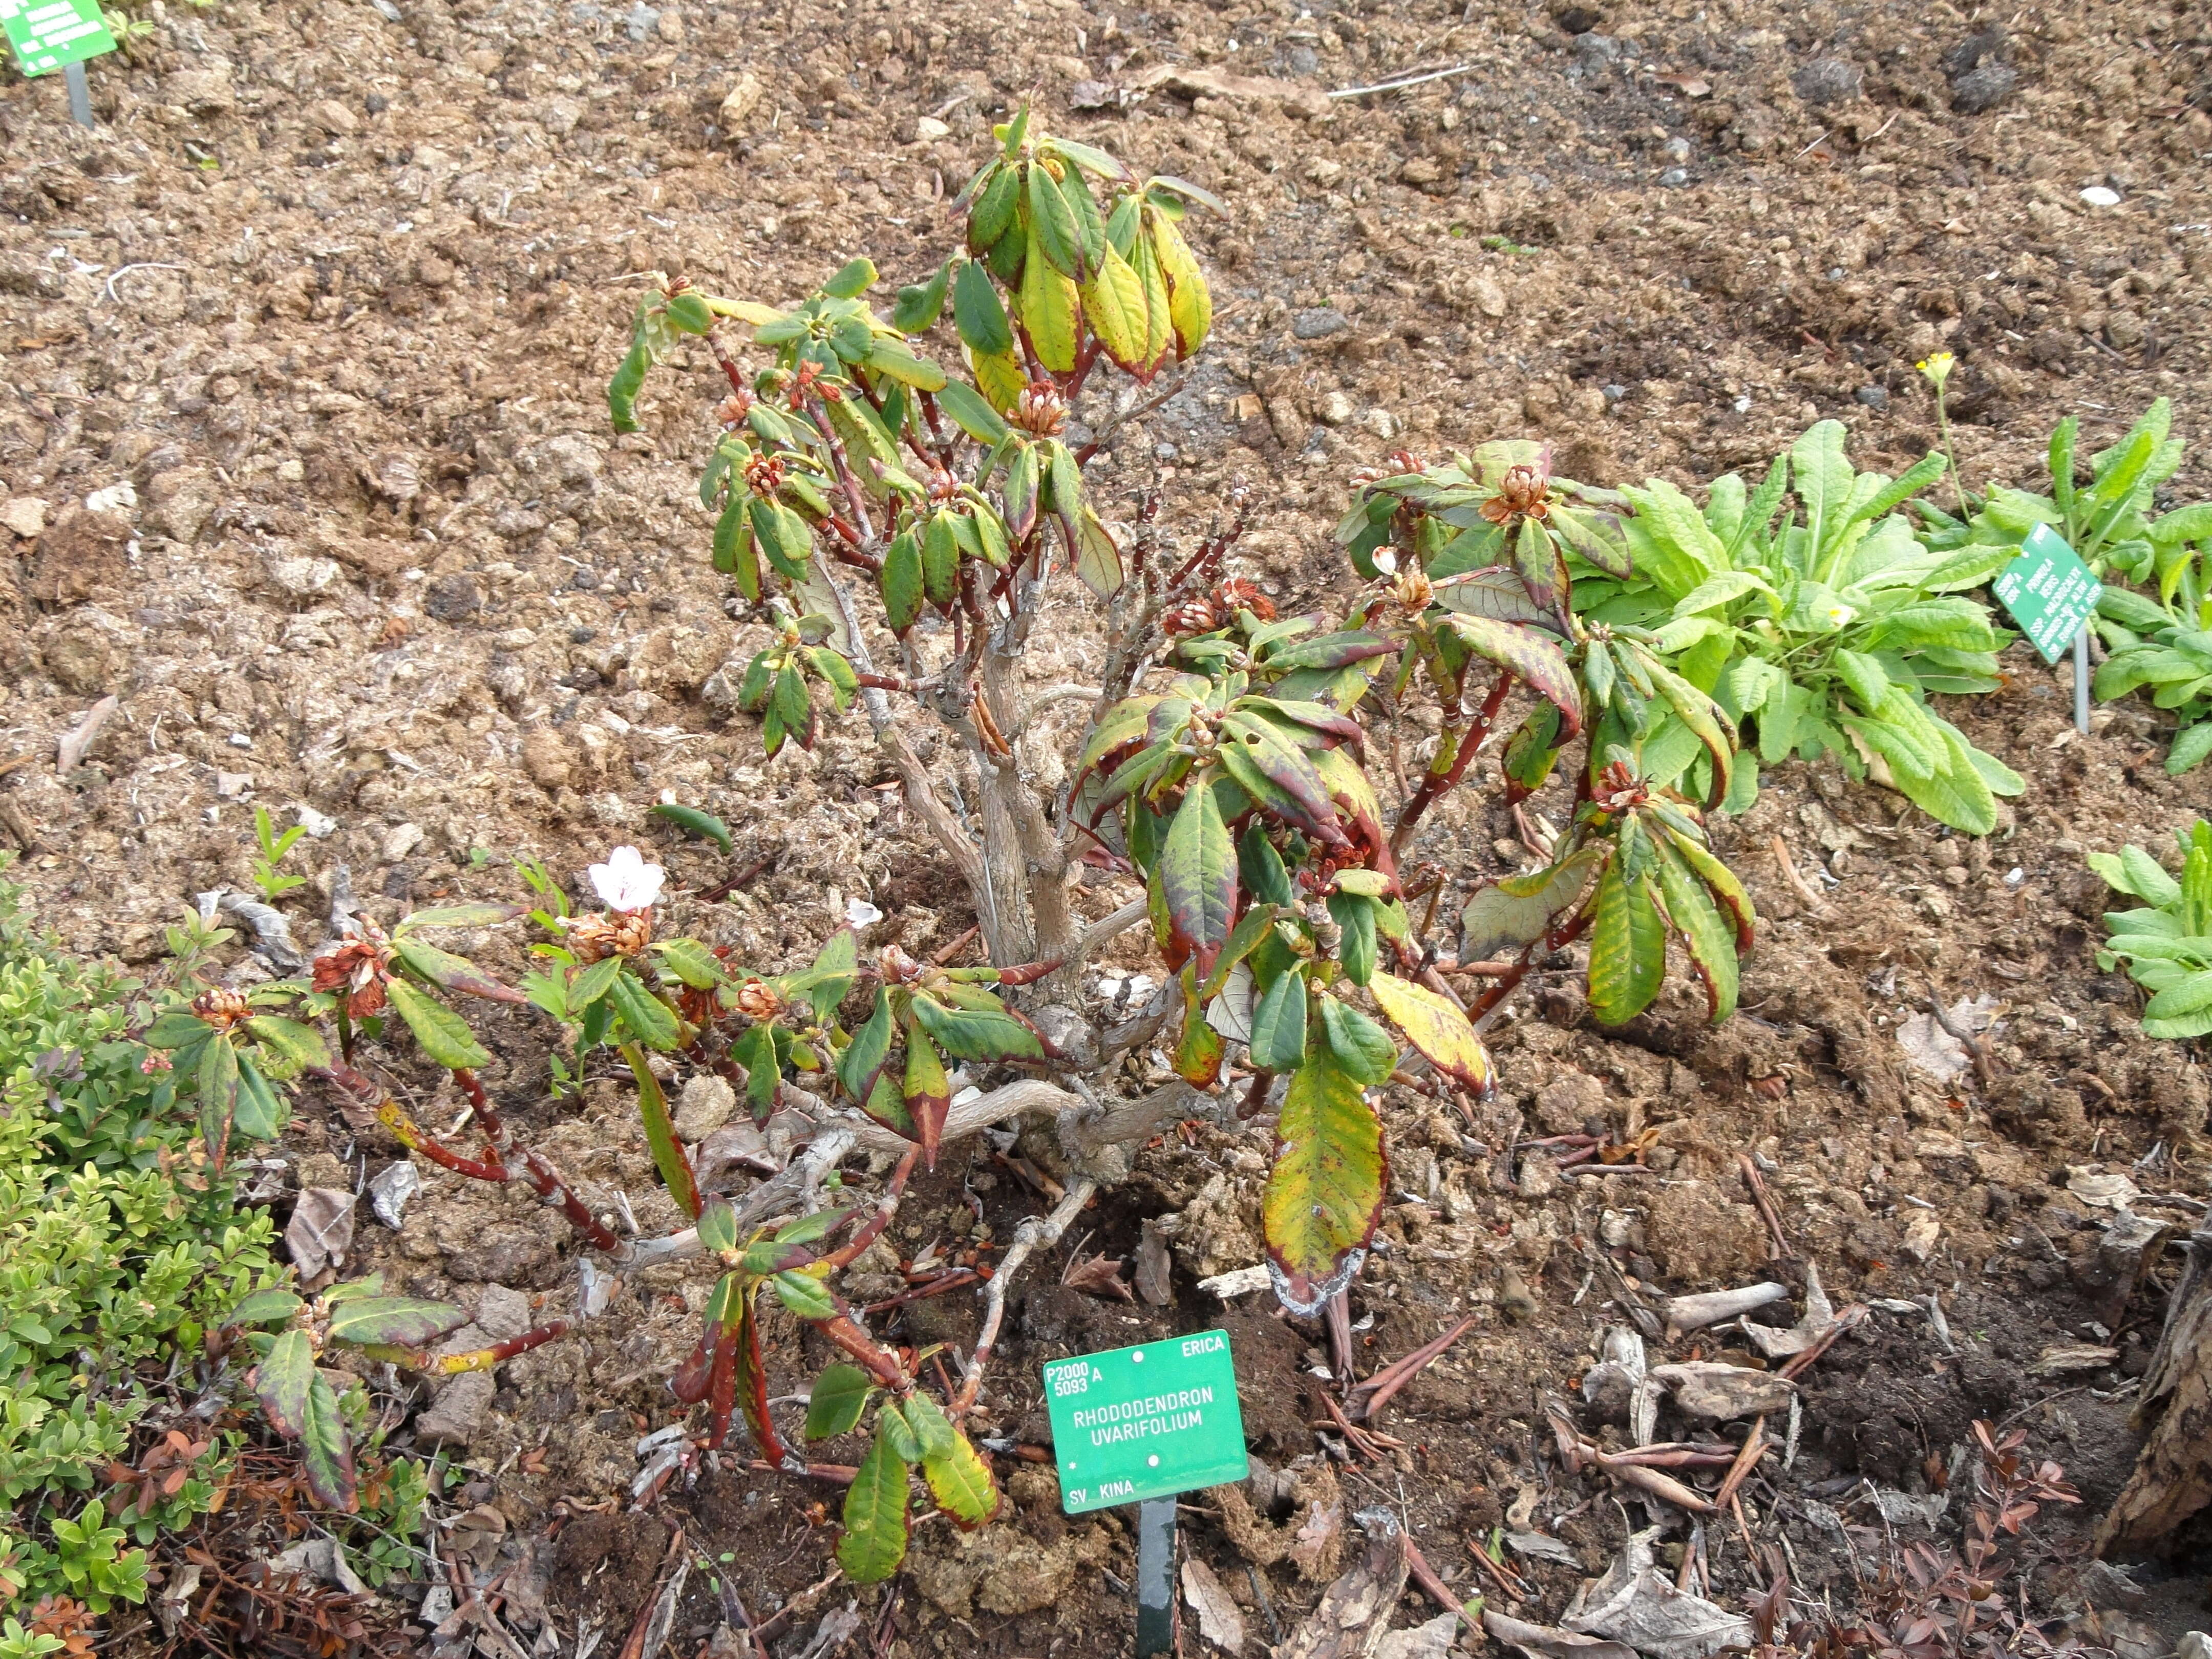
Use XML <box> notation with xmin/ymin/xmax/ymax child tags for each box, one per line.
<box><xmin>5</xmin><ymin>0</ymin><xmax>2210</xmax><ymax>1650</ymax></box>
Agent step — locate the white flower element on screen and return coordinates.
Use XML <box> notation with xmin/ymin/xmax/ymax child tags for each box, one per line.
<box><xmin>1821</xmin><ymin>602</ymin><xmax>1858</xmax><ymax>630</ymax></box>
<box><xmin>845</xmin><ymin>897</ymin><xmax>884</xmax><ymax>927</ymax></box>
<box><xmin>587</xmin><ymin>845</ymin><xmax>665</xmax><ymax>913</ymax></box>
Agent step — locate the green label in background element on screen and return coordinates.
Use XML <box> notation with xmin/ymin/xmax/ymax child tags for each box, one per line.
<box><xmin>1</xmin><ymin>0</ymin><xmax>114</xmax><ymax>75</ymax></box>
<box><xmin>1043</xmin><ymin>1329</ymin><xmax>1249</xmax><ymax>1515</ymax></box>
<box><xmin>1994</xmin><ymin>522</ymin><xmax>2102</xmax><ymax>666</ymax></box>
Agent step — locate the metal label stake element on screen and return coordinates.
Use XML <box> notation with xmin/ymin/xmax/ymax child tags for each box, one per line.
<box><xmin>1135</xmin><ymin>1496</ymin><xmax>1177</xmax><ymax>1658</ymax></box>
<box><xmin>2074</xmin><ymin>623</ymin><xmax>2091</xmax><ymax>736</ymax></box>
<box><xmin>64</xmin><ymin>59</ymin><xmax>93</xmax><ymax>125</ymax></box>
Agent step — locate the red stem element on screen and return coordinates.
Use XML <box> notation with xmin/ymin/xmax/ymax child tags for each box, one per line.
<box><xmin>1464</xmin><ymin>904</ymin><xmax>1596</xmax><ymax>1024</ymax></box>
<box><xmin>1390</xmin><ymin>672</ymin><xmax>1515</xmax><ymax>856</ymax></box>
<box><xmin>818</xmin><ymin>1146</ymin><xmax>921</xmax><ymax>1270</ymax></box>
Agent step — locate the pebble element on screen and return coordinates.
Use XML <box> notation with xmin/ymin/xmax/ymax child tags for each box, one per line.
<box><xmin>266</xmin><ymin>554</ymin><xmax>342</xmax><ymax>598</ymax></box>
<box><xmin>1950</xmin><ymin>62</ymin><xmax>2017</xmax><ymax>114</ymax></box>
<box><xmin>425</xmin><ymin>572</ymin><xmax>483</xmax><ymax>621</ymax></box>
<box><xmin>674</xmin><ymin>1074</ymin><xmax>737</xmax><ymax>1142</ymax></box>
<box><xmin>1854</xmin><ymin>385</ymin><xmax>1890</xmax><ymax>410</ymax></box>
<box><xmin>1317</xmin><ymin>390</ymin><xmax>1354</xmax><ymax>426</ymax></box>
<box><xmin>2</xmin><ymin>496</ymin><xmax>48</xmax><ymax>537</ymax></box>
<box><xmin>719</xmin><ymin>72</ymin><xmax>762</xmax><ymax>131</ymax></box>
<box><xmin>913</xmin><ymin>115</ymin><xmax>950</xmax><ymax>142</ymax></box>
<box><xmin>1291</xmin><ymin>307</ymin><xmax>1349</xmax><ymax>340</ymax></box>
<box><xmin>1791</xmin><ymin>56</ymin><xmax>1862</xmax><ymax>106</ymax></box>
<box><xmin>624</xmin><ymin>2</ymin><xmax>660</xmax><ymax>39</ymax></box>
<box><xmin>384</xmin><ymin>822</ymin><xmax>424</xmax><ymax>861</ymax></box>
<box><xmin>1664</xmin><ymin>137</ymin><xmax>1691</xmax><ymax>165</ymax></box>
<box><xmin>216</xmin><ymin>772</ymin><xmax>253</xmax><ymax>799</ymax></box>
<box><xmin>2080</xmin><ymin>185</ymin><xmax>2122</xmax><ymax>208</ymax></box>
<box><xmin>84</xmin><ymin>481</ymin><xmax>135</xmax><ymax>513</ymax></box>
<box><xmin>1659</xmin><ymin>168</ymin><xmax>1689</xmax><ymax>187</ymax></box>
<box><xmin>309</xmin><ymin>98</ymin><xmax>358</xmax><ymax>135</ymax></box>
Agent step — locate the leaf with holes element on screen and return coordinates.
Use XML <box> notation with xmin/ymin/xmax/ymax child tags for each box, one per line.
<box><xmin>1368</xmin><ymin>972</ymin><xmax>1495</xmax><ymax>1096</ymax></box>
<box><xmin>1162</xmin><ymin>778</ymin><xmax>1239</xmax><ymax>981</ymax></box>
<box><xmin>1263</xmin><ymin>1048</ymin><xmax>1386</xmax><ymax>1314</ymax></box>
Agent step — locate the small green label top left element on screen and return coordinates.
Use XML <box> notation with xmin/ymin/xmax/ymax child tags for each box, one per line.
<box><xmin>1</xmin><ymin>0</ymin><xmax>115</xmax><ymax>76</ymax></box>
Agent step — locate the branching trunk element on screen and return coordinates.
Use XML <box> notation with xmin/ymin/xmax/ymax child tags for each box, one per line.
<box><xmin>2096</xmin><ymin>1226</ymin><xmax>2212</xmax><ymax>1555</ymax></box>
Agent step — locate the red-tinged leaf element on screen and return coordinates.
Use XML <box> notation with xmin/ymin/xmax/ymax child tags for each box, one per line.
<box><xmin>1512</xmin><ymin>516</ymin><xmax>1570</xmax><ymax>621</ymax></box>
<box><xmin>1658</xmin><ymin>824</ymin><xmax>1756</xmax><ymax>953</ymax></box>
<box><xmin>1263</xmin><ymin>630</ymin><xmax>1394</xmax><ymax>672</ymax></box>
<box><xmin>1162</xmin><ymin>776</ymin><xmax>1239</xmax><ymax>981</ymax></box>
<box><xmin>1240</xmin><ymin>697</ymin><xmax>1366</xmax><ymax>754</ymax></box>
<box><xmin>1173</xmin><ymin>968</ymin><xmax>1225</xmax><ymax>1087</ymax></box>
<box><xmin>198</xmin><ymin>1032</ymin><xmax>239</xmax><ymax>1168</ymax></box>
<box><xmin>1072</xmin><ymin>696</ymin><xmax>1161</xmax><ymax>795</ymax></box>
<box><xmin>1548</xmin><ymin>502</ymin><xmax>1633</xmax><ymax>577</ymax></box>
<box><xmin>902</xmin><ymin>1024</ymin><xmax>951</xmax><ymax>1168</ymax></box>
<box><xmin>670</xmin><ymin>1330</ymin><xmax>716</xmax><ymax>1405</ymax></box>
<box><xmin>1440</xmin><ymin>614</ymin><xmax>1582</xmax><ymax>736</ymax></box>
<box><xmin>907</xmin><ymin>992</ymin><xmax>1046</xmax><ymax>1062</ymax></box>
<box><xmin>393</xmin><ymin>939</ymin><xmax>525</xmax><ymax>1005</ymax></box>
<box><xmin>734</xmin><ymin>1296</ymin><xmax>794</xmax><ymax>1469</ymax></box>
<box><xmin>1434</xmin><ymin>565</ymin><xmax>1568</xmax><ymax>634</ymax></box>
<box><xmin>860</xmin><ymin>1068</ymin><xmax>916</xmax><ymax>1138</ymax></box>
<box><xmin>1368</xmin><ymin>972</ymin><xmax>1495</xmax><ymax>1097</ymax></box>
<box><xmin>299</xmin><ymin>1372</ymin><xmax>358</xmax><ymax>1512</ymax></box>
<box><xmin>254</xmin><ymin>1328</ymin><xmax>318</xmax><ymax>1440</ymax></box>
<box><xmin>1218</xmin><ymin>714</ymin><xmax>1348</xmax><ymax>845</ymax></box>
<box><xmin>626</xmin><ymin>1042</ymin><xmax>704</xmax><ymax>1220</ymax></box>
<box><xmin>1262</xmin><ymin>1048</ymin><xmax>1386</xmax><ymax>1316</ymax></box>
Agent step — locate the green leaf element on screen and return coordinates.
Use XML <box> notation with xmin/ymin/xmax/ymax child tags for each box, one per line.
<box><xmin>806</xmin><ymin>1364</ymin><xmax>874</xmax><ymax>1440</ymax></box>
<box><xmin>1217</xmin><ymin>714</ymin><xmax>1344</xmax><ymax>843</ymax></box>
<box><xmin>225</xmin><ymin>1288</ymin><xmax>306</xmax><ymax>1329</ymax></box>
<box><xmin>1239</xmin><ymin>823</ymin><xmax>1295</xmax><ymax>907</ymax></box>
<box><xmin>865</xmin><ymin>339</ymin><xmax>947</xmax><ymax>391</ymax></box>
<box><xmin>821</xmin><ymin>257</ymin><xmax>878</xmax><ymax>299</ymax></box>
<box><xmin>398</xmin><ymin>902</ymin><xmax>531</xmax><ymax>932</ymax></box>
<box><xmin>569</xmin><ymin>953</ymin><xmax>626</xmax><ymax>1012</ymax></box>
<box><xmin>326</xmin><ymin>1296</ymin><xmax>473</xmax><ymax>1349</ymax></box>
<box><xmin>197</xmin><ymin>1031</ymin><xmax>239</xmax><ymax>1160</ymax></box>
<box><xmin>1002</xmin><ymin>441</ymin><xmax>1040</xmax><ymax>542</ymax></box>
<box><xmin>1317</xmin><ymin>994</ymin><xmax>1396</xmax><ymax>1083</ymax></box>
<box><xmin>890</xmin><ymin>261</ymin><xmax>951</xmax><ymax>332</ymax></box>
<box><xmin>1587</xmin><ymin>860</ymin><xmax>1666</xmax><ymax>1026</ymax></box>
<box><xmin>232</xmin><ymin>1054</ymin><xmax>288</xmax><ymax>1142</ymax></box>
<box><xmin>1326</xmin><ymin>890</ymin><xmax>1378</xmax><ymax>986</ymax></box>
<box><xmin>625</xmin><ymin>1043</ymin><xmax>703</xmax><ymax>1220</ymax></box>
<box><xmin>839</xmin><ymin>1431</ymin><xmax>913</xmax><ymax>1583</ymax></box>
<box><xmin>608</xmin><ymin>970</ymin><xmax>682</xmax><ymax>1051</ymax></box>
<box><xmin>2167</xmin><ymin>721</ymin><xmax>2212</xmax><ymax>775</ymax></box>
<box><xmin>2143</xmin><ymin>970</ymin><xmax>2212</xmax><ymax>1022</ymax></box>
<box><xmin>1831</xmin><ymin>648</ymin><xmax>1891</xmax><ymax>716</ymax></box>
<box><xmin>1652</xmin><ymin>837</ymin><xmax>1739</xmax><ymax>1022</ymax></box>
<box><xmin>651</xmin><ymin>803</ymin><xmax>734</xmax><ymax>851</ymax></box>
<box><xmin>243</xmin><ymin>1013</ymin><xmax>328</xmax><ymax>1072</ymax></box>
<box><xmin>773</xmin><ymin>1269</ymin><xmax>839</xmax><ymax>1319</ymax></box>
<box><xmin>1262</xmin><ymin>1048</ymin><xmax>1386</xmax><ymax>1315</ymax></box>
<box><xmin>393</xmin><ymin>940</ymin><xmax>522</xmax><ymax>1005</ymax></box>
<box><xmin>1073</xmin><ymin>508</ymin><xmax>1124</xmax><ymax>599</ymax></box>
<box><xmin>1027</xmin><ymin>158</ymin><xmax>1084</xmax><ymax>276</ymax></box>
<box><xmin>654</xmin><ymin>939</ymin><xmax>727</xmax><ymax>991</ymax></box>
<box><xmin>2118</xmin><ymin>844</ymin><xmax>2184</xmax><ymax>907</ymax></box>
<box><xmin>146</xmin><ymin>1011</ymin><xmax>214</xmax><ymax>1050</ymax></box>
<box><xmin>907</xmin><ymin>993</ymin><xmax>1045</xmax><ymax>1063</ymax></box>
<box><xmin>1250</xmin><ymin>967</ymin><xmax>1310</xmax><ymax>1070</ymax></box>
<box><xmin>952</xmin><ymin>258</ymin><xmax>1014</xmax><ymax>357</ymax></box>
<box><xmin>1018</xmin><ymin>215</ymin><xmax>1081</xmax><ymax>373</ymax></box>
<box><xmin>1657</xmin><ymin>825</ymin><xmax>1757</xmax><ymax>953</ymax></box>
<box><xmin>923</xmin><ymin>511</ymin><xmax>960</xmax><ymax>607</ymax></box>
<box><xmin>1162</xmin><ymin>779</ymin><xmax>1238</xmax><ymax>979</ymax></box>
<box><xmin>838</xmin><ymin>987</ymin><xmax>898</xmax><ymax>1099</ymax></box>
<box><xmin>608</xmin><ymin>341</ymin><xmax>649</xmax><ymax>435</ymax></box>
<box><xmin>935</xmin><ymin>380</ymin><xmax>1009</xmax><ymax>445</ymax></box>
<box><xmin>389</xmin><ymin>982</ymin><xmax>493</xmax><ymax>1070</ymax></box>
<box><xmin>255</xmin><ymin>1329</ymin><xmax>318</xmax><ymax>1440</ymax></box>
<box><xmin>967</xmin><ymin>162</ymin><xmax>1019</xmax><ymax>251</ymax></box>
<box><xmin>1368</xmin><ymin>972</ymin><xmax>1494</xmax><ymax>1095</ymax></box>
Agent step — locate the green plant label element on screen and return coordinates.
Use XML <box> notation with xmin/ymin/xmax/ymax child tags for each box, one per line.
<box><xmin>1993</xmin><ymin>523</ymin><xmax>2102</xmax><ymax>665</ymax></box>
<box><xmin>1043</xmin><ymin>1329</ymin><xmax>1248</xmax><ymax>1514</ymax></box>
<box><xmin>0</xmin><ymin>0</ymin><xmax>113</xmax><ymax>75</ymax></box>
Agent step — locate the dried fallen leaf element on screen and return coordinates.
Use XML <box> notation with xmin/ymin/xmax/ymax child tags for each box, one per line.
<box><xmin>1291</xmin><ymin>1498</ymin><xmax>1346</xmax><ymax>1581</ymax></box>
<box><xmin>286</xmin><ymin>1187</ymin><xmax>357</xmax><ymax>1281</ymax></box>
<box><xmin>1181</xmin><ymin>1557</ymin><xmax>1247</xmax><ymax>1653</ymax></box>
<box><xmin>1062</xmin><ymin>1252</ymin><xmax>1135</xmax><ymax>1303</ymax></box>
<box><xmin>1484</xmin><ymin>1609</ymin><xmax>1639</xmax><ymax>1659</ymax></box>
<box><xmin>1280</xmin><ymin>1529</ymin><xmax>1408</xmax><ymax>1659</ymax></box>
<box><xmin>1650</xmin><ymin>1361</ymin><xmax>1797</xmax><ymax>1422</ymax></box>
<box><xmin>1562</xmin><ymin>1528</ymin><xmax>1750</xmax><ymax>1659</ymax></box>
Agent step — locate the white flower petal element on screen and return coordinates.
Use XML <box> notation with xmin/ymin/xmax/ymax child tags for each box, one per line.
<box><xmin>588</xmin><ymin>845</ymin><xmax>665</xmax><ymax>912</ymax></box>
<box><xmin>845</xmin><ymin>897</ymin><xmax>884</xmax><ymax>927</ymax></box>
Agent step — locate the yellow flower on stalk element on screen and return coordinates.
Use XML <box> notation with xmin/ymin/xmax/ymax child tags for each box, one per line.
<box><xmin>1916</xmin><ymin>351</ymin><xmax>1955</xmax><ymax>393</ymax></box>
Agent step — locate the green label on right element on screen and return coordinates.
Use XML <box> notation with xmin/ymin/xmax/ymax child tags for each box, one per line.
<box><xmin>1043</xmin><ymin>1330</ymin><xmax>1249</xmax><ymax>1515</ymax></box>
<box><xmin>1993</xmin><ymin>522</ymin><xmax>2102</xmax><ymax>666</ymax></box>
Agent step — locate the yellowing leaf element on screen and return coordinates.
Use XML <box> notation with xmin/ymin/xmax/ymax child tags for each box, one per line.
<box><xmin>1262</xmin><ymin>1049</ymin><xmax>1385</xmax><ymax>1315</ymax></box>
<box><xmin>1081</xmin><ymin>242</ymin><xmax>1150</xmax><ymax>370</ymax></box>
<box><xmin>1368</xmin><ymin>972</ymin><xmax>1495</xmax><ymax>1096</ymax></box>
<box><xmin>1148</xmin><ymin>210</ymin><xmax>1211</xmax><ymax>357</ymax></box>
<box><xmin>1019</xmin><ymin>217</ymin><xmax>1081</xmax><ymax>373</ymax></box>
<box><xmin>968</xmin><ymin>343</ymin><xmax>1027</xmax><ymax>414</ymax></box>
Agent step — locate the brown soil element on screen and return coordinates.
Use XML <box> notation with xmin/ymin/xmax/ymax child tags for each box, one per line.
<box><xmin>5</xmin><ymin>0</ymin><xmax>2210</xmax><ymax>1651</ymax></box>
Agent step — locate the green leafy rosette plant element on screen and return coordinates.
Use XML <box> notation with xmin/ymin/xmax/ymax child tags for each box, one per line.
<box><xmin>1571</xmin><ymin>420</ymin><xmax>2023</xmax><ymax>832</ymax></box>
<box><xmin>2090</xmin><ymin>821</ymin><xmax>2212</xmax><ymax>1040</ymax></box>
